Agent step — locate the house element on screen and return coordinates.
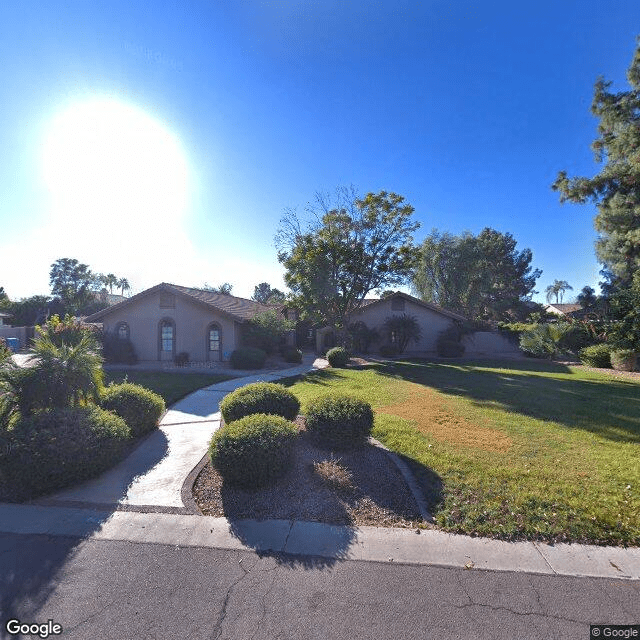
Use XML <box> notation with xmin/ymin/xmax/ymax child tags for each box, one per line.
<box><xmin>84</xmin><ymin>283</ymin><xmax>279</xmax><ymax>362</ymax></box>
<box><xmin>544</xmin><ymin>303</ymin><xmax>582</xmax><ymax>317</ymax></box>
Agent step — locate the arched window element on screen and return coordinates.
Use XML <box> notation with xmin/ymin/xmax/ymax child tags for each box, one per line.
<box><xmin>207</xmin><ymin>323</ymin><xmax>222</xmax><ymax>361</ymax></box>
<box><xmin>116</xmin><ymin>321</ymin><xmax>130</xmax><ymax>340</ymax></box>
<box><xmin>158</xmin><ymin>318</ymin><xmax>176</xmax><ymax>360</ymax></box>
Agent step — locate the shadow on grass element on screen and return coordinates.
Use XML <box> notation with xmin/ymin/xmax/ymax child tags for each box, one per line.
<box><xmin>376</xmin><ymin>358</ymin><xmax>640</xmax><ymax>443</ymax></box>
<box><xmin>278</xmin><ymin>368</ymin><xmax>344</xmax><ymax>388</ymax></box>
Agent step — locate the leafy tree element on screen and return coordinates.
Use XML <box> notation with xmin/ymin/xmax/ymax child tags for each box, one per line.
<box><xmin>0</xmin><ymin>287</ymin><xmax>7</xmax><ymax>301</ymax></box>
<box><xmin>203</xmin><ymin>282</ymin><xmax>233</xmax><ymax>295</ymax></box>
<box><xmin>382</xmin><ymin>314</ymin><xmax>422</xmax><ymax>354</ymax></box>
<box><xmin>49</xmin><ymin>258</ymin><xmax>100</xmax><ymax>313</ymax></box>
<box><xmin>252</xmin><ymin>282</ymin><xmax>286</xmax><ymax>305</ymax></box>
<box><xmin>545</xmin><ymin>279</ymin><xmax>573</xmax><ymax>304</ymax></box>
<box><xmin>552</xmin><ymin>39</ymin><xmax>640</xmax><ymax>290</ymax></box>
<box><xmin>577</xmin><ymin>285</ymin><xmax>598</xmax><ymax>308</ymax></box>
<box><xmin>277</xmin><ymin>187</ymin><xmax>420</xmax><ymax>335</ymax></box>
<box><xmin>242</xmin><ymin>310</ymin><xmax>295</xmax><ymax>355</ymax></box>
<box><xmin>1</xmin><ymin>295</ymin><xmax>51</xmax><ymax>326</ymax></box>
<box><xmin>412</xmin><ymin>228</ymin><xmax>541</xmax><ymax>323</ymax></box>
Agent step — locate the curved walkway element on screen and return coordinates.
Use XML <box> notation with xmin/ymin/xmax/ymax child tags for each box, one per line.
<box><xmin>1</xmin><ymin>354</ymin><xmax>638</xmax><ymax>579</ymax></box>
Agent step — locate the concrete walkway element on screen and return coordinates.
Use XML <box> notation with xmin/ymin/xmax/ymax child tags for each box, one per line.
<box><xmin>1</xmin><ymin>352</ymin><xmax>639</xmax><ymax>580</ymax></box>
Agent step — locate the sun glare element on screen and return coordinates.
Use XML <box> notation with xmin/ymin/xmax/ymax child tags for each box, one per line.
<box><xmin>40</xmin><ymin>98</ymin><xmax>192</xmax><ymax>288</ymax></box>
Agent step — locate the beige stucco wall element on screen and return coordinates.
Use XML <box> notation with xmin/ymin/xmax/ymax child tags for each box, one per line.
<box><xmin>462</xmin><ymin>331</ymin><xmax>522</xmax><ymax>356</ymax></box>
<box><xmin>353</xmin><ymin>298</ymin><xmax>455</xmax><ymax>353</ymax></box>
<box><xmin>101</xmin><ymin>292</ymin><xmax>241</xmax><ymax>362</ymax></box>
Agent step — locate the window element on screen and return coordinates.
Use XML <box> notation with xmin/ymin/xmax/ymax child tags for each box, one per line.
<box><xmin>161</xmin><ymin>321</ymin><xmax>174</xmax><ymax>351</ymax></box>
<box><xmin>208</xmin><ymin>325</ymin><xmax>220</xmax><ymax>352</ymax></box>
<box><xmin>391</xmin><ymin>297</ymin><xmax>405</xmax><ymax>311</ymax></box>
<box><xmin>116</xmin><ymin>322</ymin><xmax>130</xmax><ymax>340</ymax></box>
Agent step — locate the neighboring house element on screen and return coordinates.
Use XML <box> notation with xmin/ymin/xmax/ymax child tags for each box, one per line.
<box><xmin>0</xmin><ymin>311</ymin><xmax>11</xmax><ymax>326</ymax></box>
<box><xmin>544</xmin><ymin>303</ymin><xmax>583</xmax><ymax>317</ymax></box>
<box><xmin>85</xmin><ymin>283</ymin><xmax>279</xmax><ymax>362</ymax></box>
<box><xmin>315</xmin><ymin>292</ymin><xmax>467</xmax><ymax>354</ymax></box>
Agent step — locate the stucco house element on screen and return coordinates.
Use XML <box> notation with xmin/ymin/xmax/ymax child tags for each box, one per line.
<box><xmin>85</xmin><ymin>283</ymin><xmax>279</xmax><ymax>362</ymax></box>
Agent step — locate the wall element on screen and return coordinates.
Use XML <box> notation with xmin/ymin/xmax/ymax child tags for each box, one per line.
<box><xmin>0</xmin><ymin>326</ymin><xmax>30</xmax><ymax>348</ymax></box>
<box><xmin>101</xmin><ymin>292</ymin><xmax>240</xmax><ymax>362</ymax></box>
<box><xmin>462</xmin><ymin>331</ymin><xmax>522</xmax><ymax>356</ymax></box>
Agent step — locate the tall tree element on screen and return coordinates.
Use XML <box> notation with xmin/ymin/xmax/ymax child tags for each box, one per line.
<box><xmin>117</xmin><ymin>278</ymin><xmax>131</xmax><ymax>297</ymax></box>
<box><xmin>577</xmin><ymin>285</ymin><xmax>597</xmax><ymax>308</ymax></box>
<box><xmin>277</xmin><ymin>187</ymin><xmax>420</xmax><ymax>332</ymax></box>
<box><xmin>552</xmin><ymin>39</ymin><xmax>640</xmax><ymax>290</ymax></box>
<box><xmin>412</xmin><ymin>228</ymin><xmax>541</xmax><ymax>323</ymax></box>
<box><xmin>545</xmin><ymin>279</ymin><xmax>573</xmax><ymax>304</ymax></box>
<box><xmin>49</xmin><ymin>258</ymin><xmax>99</xmax><ymax>313</ymax></box>
<box><xmin>251</xmin><ymin>282</ymin><xmax>286</xmax><ymax>305</ymax></box>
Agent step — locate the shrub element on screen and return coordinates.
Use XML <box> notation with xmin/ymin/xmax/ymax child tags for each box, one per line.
<box><xmin>38</xmin><ymin>314</ymin><xmax>99</xmax><ymax>349</ymax></box>
<box><xmin>101</xmin><ymin>331</ymin><xmax>138</xmax><ymax>364</ymax></box>
<box><xmin>209</xmin><ymin>413</ymin><xmax>297</xmax><ymax>488</ymax></box>
<box><xmin>326</xmin><ymin>346</ymin><xmax>350</xmax><ymax>368</ymax></box>
<box><xmin>519</xmin><ymin>323</ymin><xmax>572</xmax><ymax>359</ymax></box>
<box><xmin>220</xmin><ymin>382</ymin><xmax>300</xmax><ymax>423</ymax></box>
<box><xmin>174</xmin><ymin>352</ymin><xmax>189</xmax><ymax>367</ymax></box>
<box><xmin>101</xmin><ymin>383</ymin><xmax>165</xmax><ymax>437</ymax></box>
<box><xmin>0</xmin><ymin>338</ymin><xmax>10</xmax><ymax>362</ymax></box>
<box><xmin>610</xmin><ymin>348</ymin><xmax>636</xmax><ymax>372</ymax></box>
<box><xmin>348</xmin><ymin>321</ymin><xmax>379</xmax><ymax>354</ymax></box>
<box><xmin>437</xmin><ymin>339</ymin><xmax>465</xmax><ymax>357</ymax></box>
<box><xmin>379</xmin><ymin>344</ymin><xmax>399</xmax><ymax>357</ymax></box>
<box><xmin>305</xmin><ymin>394</ymin><xmax>374</xmax><ymax>449</ymax></box>
<box><xmin>230</xmin><ymin>347</ymin><xmax>267</xmax><ymax>369</ymax></box>
<box><xmin>382</xmin><ymin>314</ymin><xmax>422</xmax><ymax>353</ymax></box>
<box><xmin>281</xmin><ymin>346</ymin><xmax>303</xmax><ymax>363</ymax></box>
<box><xmin>0</xmin><ymin>406</ymin><xmax>130</xmax><ymax>500</ymax></box>
<box><xmin>558</xmin><ymin>323</ymin><xmax>597</xmax><ymax>353</ymax></box>
<box><xmin>242</xmin><ymin>310</ymin><xmax>295</xmax><ymax>355</ymax></box>
<box><xmin>579</xmin><ymin>343</ymin><xmax>611</xmax><ymax>368</ymax></box>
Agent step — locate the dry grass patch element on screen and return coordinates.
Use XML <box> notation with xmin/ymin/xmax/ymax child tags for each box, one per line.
<box><xmin>378</xmin><ymin>383</ymin><xmax>512</xmax><ymax>453</ymax></box>
<box><xmin>313</xmin><ymin>456</ymin><xmax>355</xmax><ymax>493</ymax></box>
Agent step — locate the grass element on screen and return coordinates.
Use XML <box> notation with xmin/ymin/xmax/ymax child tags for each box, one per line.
<box><xmin>283</xmin><ymin>359</ymin><xmax>640</xmax><ymax>546</ymax></box>
<box><xmin>103</xmin><ymin>370</ymin><xmax>235</xmax><ymax>406</ymax></box>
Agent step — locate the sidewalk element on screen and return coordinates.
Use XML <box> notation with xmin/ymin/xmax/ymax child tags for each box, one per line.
<box><xmin>1</xmin><ymin>352</ymin><xmax>639</xmax><ymax>580</ymax></box>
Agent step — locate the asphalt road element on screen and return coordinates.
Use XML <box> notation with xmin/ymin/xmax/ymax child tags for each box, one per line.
<box><xmin>1</xmin><ymin>532</ymin><xmax>638</xmax><ymax>640</ymax></box>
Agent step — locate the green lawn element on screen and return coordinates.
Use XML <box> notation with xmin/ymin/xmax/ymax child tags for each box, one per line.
<box><xmin>282</xmin><ymin>359</ymin><xmax>640</xmax><ymax>546</ymax></box>
<box><xmin>103</xmin><ymin>370</ymin><xmax>235</xmax><ymax>406</ymax></box>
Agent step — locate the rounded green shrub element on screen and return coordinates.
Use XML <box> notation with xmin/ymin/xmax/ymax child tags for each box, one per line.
<box><xmin>282</xmin><ymin>346</ymin><xmax>303</xmax><ymax>364</ymax></box>
<box><xmin>101</xmin><ymin>383</ymin><xmax>165</xmax><ymax>437</ymax></box>
<box><xmin>1</xmin><ymin>406</ymin><xmax>131</xmax><ymax>500</ymax></box>
<box><xmin>230</xmin><ymin>347</ymin><xmax>267</xmax><ymax>369</ymax></box>
<box><xmin>220</xmin><ymin>382</ymin><xmax>300</xmax><ymax>423</ymax></box>
<box><xmin>305</xmin><ymin>394</ymin><xmax>374</xmax><ymax>449</ymax></box>
<box><xmin>209</xmin><ymin>413</ymin><xmax>298</xmax><ymax>488</ymax></box>
<box><xmin>610</xmin><ymin>348</ymin><xmax>636</xmax><ymax>371</ymax></box>
<box><xmin>579</xmin><ymin>343</ymin><xmax>611</xmax><ymax>368</ymax></box>
<box><xmin>326</xmin><ymin>346</ymin><xmax>350</xmax><ymax>367</ymax></box>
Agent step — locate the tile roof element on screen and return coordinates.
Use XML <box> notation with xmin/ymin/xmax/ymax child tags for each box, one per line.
<box><xmin>85</xmin><ymin>283</ymin><xmax>278</xmax><ymax>323</ymax></box>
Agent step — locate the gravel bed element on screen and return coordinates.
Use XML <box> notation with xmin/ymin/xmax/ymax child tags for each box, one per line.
<box><xmin>192</xmin><ymin>418</ymin><xmax>424</xmax><ymax>528</ymax></box>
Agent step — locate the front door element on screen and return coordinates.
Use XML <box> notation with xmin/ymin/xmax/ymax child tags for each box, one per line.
<box><xmin>159</xmin><ymin>321</ymin><xmax>175</xmax><ymax>361</ymax></box>
<box><xmin>208</xmin><ymin>325</ymin><xmax>221</xmax><ymax>361</ymax></box>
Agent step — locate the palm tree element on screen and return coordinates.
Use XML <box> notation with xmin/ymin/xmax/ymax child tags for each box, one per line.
<box><xmin>382</xmin><ymin>314</ymin><xmax>422</xmax><ymax>354</ymax></box>
<box><xmin>105</xmin><ymin>274</ymin><xmax>118</xmax><ymax>294</ymax></box>
<box><xmin>545</xmin><ymin>279</ymin><xmax>573</xmax><ymax>304</ymax></box>
<box><xmin>117</xmin><ymin>278</ymin><xmax>131</xmax><ymax>297</ymax></box>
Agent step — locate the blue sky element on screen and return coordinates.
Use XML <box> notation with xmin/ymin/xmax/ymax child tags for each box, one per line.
<box><xmin>2</xmin><ymin>1</ymin><xmax>639</xmax><ymax>303</ymax></box>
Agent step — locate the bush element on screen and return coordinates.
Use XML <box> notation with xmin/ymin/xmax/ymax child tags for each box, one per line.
<box><xmin>326</xmin><ymin>346</ymin><xmax>350</xmax><ymax>368</ymax></box>
<box><xmin>174</xmin><ymin>352</ymin><xmax>189</xmax><ymax>367</ymax></box>
<box><xmin>38</xmin><ymin>314</ymin><xmax>99</xmax><ymax>349</ymax></box>
<box><xmin>209</xmin><ymin>413</ymin><xmax>297</xmax><ymax>488</ymax></box>
<box><xmin>519</xmin><ymin>323</ymin><xmax>572</xmax><ymax>359</ymax></box>
<box><xmin>437</xmin><ymin>339</ymin><xmax>465</xmax><ymax>357</ymax></box>
<box><xmin>610</xmin><ymin>348</ymin><xmax>636</xmax><ymax>372</ymax></box>
<box><xmin>379</xmin><ymin>344</ymin><xmax>399</xmax><ymax>357</ymax></box>
<box><xmin>348</xmin><ymin>321</ymin><xmax>379</xmax><ymax>354</ymax></box>
<box><xmin>101</xmin><ymin>331</ymin><xmax>138</xmax><ymax>364</ymax></box>
<box><xmin>230</xmin><ymin>347</ymin><xmax>267</xmax><ymax>369</ymax></box>
<box><xmin>220</xmin><ymin>382</ymin><xmax>300</xmax><ymax>423</ymax></box>
<box><xmin>382</xmin><ymin>314</ymin><xmax>422</xmax><ymax>354</ymax></box>
<box><xmin>242</xmin><ymin>310</ymin><xmax>295</xmax><ymax>355</ymax></box>
<box><xmin>305</xmin><ymin>394</ymin><xmax>374</xmax><ymax>449</ymax></box>
<box><xmin>558</xmin><ymin>323</ymin><xmax>597</xmax><ymax>353</ymax></box>
<box><xmin>281</xmin><ymin>346</ymin><xmax>303</xmax><ymax>363</ymax></box>
<box><xmin>101</xmin><ymin>383</ymin><xmax>165</xmax><ymax>437</ymax></box>
<box><xmin>579</xmin><ymin>344</ymin><xmax>611</xmax><ymax>368</ymax></box>
<box><xmin>0</xmin><ymin>338</ymin><xmax>11</xmax><ymax>362</ymax></box>
<box><xmin>0</xmin><ymin>406</ymin><xmax>131</xmax><ymax>500</ymax></box>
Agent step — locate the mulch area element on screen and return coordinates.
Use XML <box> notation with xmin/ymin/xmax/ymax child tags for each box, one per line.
<box><xmin>192</xmin><ymin>417</ymin><xmax>423</xmax><ymax>528</ymax></box>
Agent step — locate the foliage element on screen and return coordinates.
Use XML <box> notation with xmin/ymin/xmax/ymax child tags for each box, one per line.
<box><xmin>545</xmin><ymin>279</ymin><xmax>573</xmax><ymax>304</ymax></box>
<box><xmin>304</xmin><ymin>394</ymin><xmax>374</xmax><ymax>449</ymax></box>
<box><xmin>0</xmin><ymin>407</ymin><xmax>130</xmax><ymax>500</ymax></box>
<box><xmin>577</xmin><ymin>286</ymin><xmax>598</xmax><ymax>308</ymax></box>
<box><xmin>101</xmin><ymin>331</ymin><xmax>138</xmax><ymax>364</ymax></box>
<box><xmin>519</xmin><ymin>323</ymin><xmax>572</xmax><ymax>359</ymax></box>
<box><xmin>382</xmin><ymin>314</ymin><xmax>422</xmax><ymax>354</ymax></box>
<box><xmin>579</xmin><ymin>344</ymin><xmax>612</xmax><ymax>368</ymax></box>
<box><xmin>230</xmin><ymin>347</ymin><xmax>267</xmax><ymax>369</ymax></box>
<box><xmin>220</xmin><ymin>382</ymin><xmax>300</xmax><ymax>423</ymax></box>
<box><xmin>37</xmin><ymin>314</ymin><xmax>98</xmax><ymax>348</ymax></box>
<box><xmin>209</xmin><ymin>413</ymin><xmax>298</xmax><ymax>489</ymax></box>
<box><xmin>552</xmin><ymin>40</ymin><xmax>640</xmax><ymax>290</ymax></box>
<box><xmin>281</xmin><ymin>346</ymin><xmax>303</xmax><ymax>363</ymax></box>
<box><xmin>101</xmin><ymin>383</ymin><xmax>165</xmax><ymax>437</ymax></box>
<box><xmin>326</xmin><ymin>346</ymin><xmax>350</xmax><ymax>368</ymax></box>
<box><xmin>557</xmin><ymin>322</ymin><xmax>598</xmax><ymax>353</ymax></box>
<box><xmin>242</xmin><ymin>310</ymin><xmax>295</xmax><ymax>355</ymax></box>
<box><xmin>0</xmin><ymin>295</ymin><xmax>51</xmax><ymax>327</ymax></box>
<box><xmin>412</xmin><ymin>228</ymin><xmax>541</xmax><ymax>323</ymax></box>
<box><xmin>251</xmin><ymin>282</ymin><xmax>286</xmax><ymax>304</ymax></box>
<box><xmin>606</xmin><ymin>276</ymin><xmax>640</xmax><ymax>350</ymax></box>
<box><xmin>49</xmin><ymin>258</ymin><xmax>101</xmax><ymax>314</ymax></box>
<box><xmin>203</xmin><ymin>282</ymin><xmax>233</xmax><ymax>295</ymax></box>
<box><xmin>0</xmin><ymin>338</ymin><xmax>11</xmax><ymax>362</ymax></box>
<box><xmin>347</xmin><ymin>321</ymin><xmax>379</xmax><ymax>354</ymax></box>
<box><xmin>5</xmin><ymin>331</ymin><xmax>104</xmax><ymax>415</ymax></box>
<box><xmin>277</xmin><ymin>187</ymin><xmax>420</xmax><ymax>334</ymax></box>
<box><xmin>497</xmin><ymin>322</ymin><xmax>538</xmax><ymax>343</ymax></box>
<box><xmin>610</xmin><ymin>349</ymin><xmax>637</xmax><ymax>372</ymax></box>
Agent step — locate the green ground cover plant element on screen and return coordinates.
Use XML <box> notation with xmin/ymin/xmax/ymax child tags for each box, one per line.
<box><xmin>283</xmin><ymin>359</ymin><xmax>640</xmax><ymax>545</ymax></box>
